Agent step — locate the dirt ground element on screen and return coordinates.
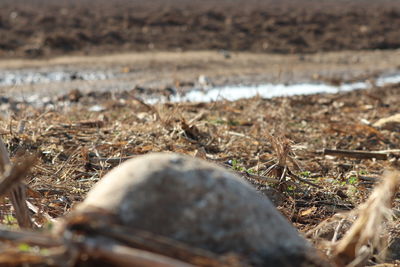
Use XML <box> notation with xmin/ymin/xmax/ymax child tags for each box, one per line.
<box><xmin>2</xmin><ymin>49</ymin><xmax>400</xmax><ymax>100</ymax></box>
<box><xmin>1</xmin><ymin>0</ymin><xmax>400</xmax><ymax>266</ymax></box>
<box><xmin>1</xmin><ymin>78</ymin><xmax>400</xmax><ymax>265</ymax></box>
<box><xmin>1</xmin><ymin>0</ymin><xmax>400</xmax><ymax>58</ymax></box>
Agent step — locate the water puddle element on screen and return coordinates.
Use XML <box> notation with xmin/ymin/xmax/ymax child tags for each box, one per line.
<box><xmin>1</xmin><ymin>66</ymin><xmax>400</xmax><ymax>105</ymax></box>
<box><xmin>168</xmin><ymin>73</ymin><xmax>400</xmax><ymax>103</ymax></box>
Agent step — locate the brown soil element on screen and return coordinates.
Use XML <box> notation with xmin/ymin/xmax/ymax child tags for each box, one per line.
<box><xmin>1</xmin><ymin>0</ymin><xmax>400</xmax><ymax>58</ymax></box>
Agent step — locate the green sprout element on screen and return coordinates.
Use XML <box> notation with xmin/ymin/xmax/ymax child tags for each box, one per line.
<box><xmin>299</xmin><ymin>171</ymin><xmax>311</xmax><ymax>178</ymax></box>
<box><xmin>347</xmin><ymin>176</ymin><xmax>358</xmax><ymax>185</ymax></box>
<box><xmin>18</xmin><ymin>243</ymin><xmax>31</xmax><ymax>252</ymax></box>
<box><xmin>231</xmin><ymin>159</ymin><xmax>246</xmax><ymax>172</ymax></box>
<box><xmin>247</xmin><ymin>168</ymin><xmax>256</xmax><ymax>174</ymax></box>
<box><xmin>3</xmin><ymin>214</ymin><xmax>17</xmax><ymax>224</ymax></box>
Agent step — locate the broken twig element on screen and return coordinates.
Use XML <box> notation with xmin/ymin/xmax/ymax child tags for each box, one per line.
<box><xmin>323</xmin><ymin>149</ymin><xmax>389</xmax><ymax>160</ymax></box>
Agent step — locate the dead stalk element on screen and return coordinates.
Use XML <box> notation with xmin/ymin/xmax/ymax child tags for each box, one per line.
<box><xmin>265</xmin><ymin>133</ymin><xmax>321</xmax><ymax>188</ymax></box>
<box><xmin>332</xmin><ymin>171</ymin><xmax>400</xmax><ymax>267</ymax></box>
<box><xmin>0</xmin><ymin>136</ymin><xmax>32</xmax><ymax>228</ymax></box>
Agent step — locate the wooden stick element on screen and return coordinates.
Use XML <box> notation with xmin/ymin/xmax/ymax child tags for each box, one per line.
<box><xmin>378</xmin><ymin>149</ymin><xmax>400</xmax><ymax>154</ymax></box>
<box><xmin>287</xmin><ymin>170</ymin><xmax>322</xmax><ymax>189</ymax></box>
<box><xmin>358</xmin><ymin>176</ymin><xmax>379</xmax><ymax>183</ymax></box>
<box><xmin>83</xmin><ymin>236</ymin><xmax>195</xmax><ymax>267</ymax></box>
<box><xmin>0</xmin><ymin>251</ymin><xmax>44</xmax><ymax>265</ymax></box>
<box><xmin>0</xmin><ymin>227</ymin><xmax>61</xmax><ymax>247</ymax></box>
<box><xmin>238</xmin><ymin>170</ymin><xmax>280</xmax><ymax>184</ymax></box>
<box><xmin>64</xmin><ymin>211</ymin><xmax>242</xmax><ymax>267</ymax></box>
<box><xmin>89</xmin><ymin>155</ymin><xmax>137</xmax><ymax>165</ymax></box>
<box><xmin>323</xmin><ymin>149</ymin><xmax>388</xmax><ymax>160</ymax></box>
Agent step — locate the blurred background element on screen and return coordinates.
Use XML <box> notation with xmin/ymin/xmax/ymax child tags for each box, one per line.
<box><xmin>1</xmin><ymin>0</ymin><xmax>400</xmax><ymax>102</ymax></box>
<box><xmin>2</xmin><ymin>0</ymin><xmax>400</xmax><ymax>57</ymax></box>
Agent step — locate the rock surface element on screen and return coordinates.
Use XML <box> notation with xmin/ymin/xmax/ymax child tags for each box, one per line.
<box><xmin>78</xmin><ymin>152</ymin><xmax>327</xmax><ymax>266</ymax></box>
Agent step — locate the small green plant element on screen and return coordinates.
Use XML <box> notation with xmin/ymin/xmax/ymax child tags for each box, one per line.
<box><xmin>230</xmin><ymin>159</ymin><xmax>257</xmax><ymax>174</ymax></box>
<box><xmin>18</xmin><ymin>243</ymin><xmax>31</xmax><ymax>252</ymax></box>
<box><xmin>2</xmin><ymin>214</ymin><xmax>17</xmax><ymax>224</ymax></box>
<box><xmin>230</xmin><ymin>159</ymin><xmax>246</xmax><ymax>172</ymax></box>
<box><xmin>286</xmin><ymin>185</ymin><xmax>296</xmax><ymax>192</ymax></box>
<box><xmin>247</xmin><ymin>168</ymin><xmax>256</xmax><ymax>174</ymax></box>
<box><xmin>227</xmin><ymin>120</ymin><xmax>240</xmax><ymax>126</ymax></box>
<box><xmin>209</xmin><ymin>118</ymin><xmax>226</xmax><ymax>125</ymax></box>
<box><xmin>18</xmin><ymin>243</ymin><xmax>49</xmax><ymax>255</ymax></box>
<box><xmin>299</xmin><ymin>171</ymin><xmax>311</xmax><ymax>178</ymax></box>
<box><xmin>347</xmin><ymin>176</ymin><xmax>358</xmax><ymax>185</ymax></box>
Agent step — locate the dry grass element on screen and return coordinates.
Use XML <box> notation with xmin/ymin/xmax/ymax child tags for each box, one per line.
<box><xmin>332</xmin><ymin>171</ymin><xmax>399</xmax><ymax>266</ymax></box>
<box><xmin>0</xmin><ymin>82</ymin><xmax>400</xmax><ymax>265</ymax></box>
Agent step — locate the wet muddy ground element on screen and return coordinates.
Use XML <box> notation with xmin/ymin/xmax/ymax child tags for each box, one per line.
<box><xmin>2</xmin><ymin>49</ymin><xmax>400</xmax><ymax>103</ymax></box>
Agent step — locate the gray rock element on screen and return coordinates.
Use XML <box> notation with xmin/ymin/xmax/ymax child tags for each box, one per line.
<box><xmin>78</xmin><ymin>153</ymin><xmax>328</xmax><ymax>266</ymax></box>
<box><xmin>260</xmin><ymin>186</ymin><xmax>285</xmax><ymax>206</ymax></box>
